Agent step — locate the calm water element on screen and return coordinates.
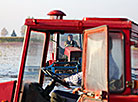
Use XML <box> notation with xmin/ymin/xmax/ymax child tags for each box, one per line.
<box><xmin>0</xmin><ymin>41</ymin><xmax>52</xmax><ymax>83</ymax></box>
<box><xmin>0</xmin><ymin>42</ymin><xmax>22</xmax><ymax>82</ymax></box>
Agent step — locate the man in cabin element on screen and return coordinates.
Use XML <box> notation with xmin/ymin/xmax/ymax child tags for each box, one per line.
<box><xmin>108</xmin><ymin>36</ymin><xmax>120</xmax><ymax>82</ymax></box>
<box><xmin>50</xmin><ymin>36</ymin><xmax>120</xmax><ymax>102</ymax></box>
<box><xmin>64</xmin><ymin>34</ymin><xmax>79</xmax><ymax>48</ymax></box>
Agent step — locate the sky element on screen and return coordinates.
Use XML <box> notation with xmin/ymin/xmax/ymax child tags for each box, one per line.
<box><xmin>0</xmin><ymin>0</ymin><xmax>138</xmax><ymax>36</ymax></box>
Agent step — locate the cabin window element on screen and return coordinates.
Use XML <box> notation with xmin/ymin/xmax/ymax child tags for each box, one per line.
<box><xmin>131</xmin><ymin>45</ymin><xmax>138</xmax><ymax>94</ymax></box>
<box><xmin>131</xmin><ymin>46</ymin><xmax>138</xmax><ymax>79</ymax></box>
<box><xmin>59</xmin><ymin>33</ymin><xmax>82</xmax><ymax>60</ymax></box>
<box><xmin>131</xmin><ymin>32</ymin><xmax>138</xmax><ymax>94</ymax></box>
<box><xmin>23</xmin><ymin>31</ymin><xmax>45</xmax><ymax>82</ymax></box>
<box><xmin>46</xmin><ymin>33</ymin><xmax>58</xmax><ymax>61</ymax></box>
<box><xmin>131</xmin><ymin>32</ymin><xmax>138</xmax><ymax>80</ymax></box>
<box><xmin>109</xmin><ymin>32</ymin><xmax>125</xmax><ymax>92</ymax></box>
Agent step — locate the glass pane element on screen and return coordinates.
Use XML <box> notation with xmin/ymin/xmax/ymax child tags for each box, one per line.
<box><xmin>85</xmin><ymin>31</ymin><xmax>107</xmax><ymax>92</ymax></box>
<box><xmin>60</xmin><ymin>33</ymin><xmax>81</xmax><ymax>49</ymax></box>
<box><xmin>23</xmin><ymin>31</ymin><xmax>45</xmax><ymax>82</ymax></box>
<box><xmin>131</xmin><ymin>44</ymin><xmax>138</xmax><ymax>94</ymax></box>
<box><xmin>131</xmin><ymin>46</ymin><xmax>138</xmax><ymax>80</ymax></box>
<box><xmin>109</xmin><ymin>32</ymin><xmax>124</xmax><ymax>92</ymax></box>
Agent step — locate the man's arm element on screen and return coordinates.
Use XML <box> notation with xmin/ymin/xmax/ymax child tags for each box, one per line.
<box><xmin>64</xmin><ymin>72</ymin><xmax>82</xmax><ymax>86</ymax></box>
<box><xmin>73</xmin><ymin>40</ymin><xmax>79</xmax><ymax>48</ymax></box>
<box><xmin>64</xmin><ymin>41</ymin><xmax>68</xmax><ymax>47</ymax></box>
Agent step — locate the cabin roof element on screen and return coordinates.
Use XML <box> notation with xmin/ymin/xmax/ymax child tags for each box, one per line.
<box><xmin>24</xmin><ymin>17</ymin><xmax>138</xmax><ymax>34</ymax></box>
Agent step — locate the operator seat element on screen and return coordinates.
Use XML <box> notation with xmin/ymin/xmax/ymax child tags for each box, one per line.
<box><xmin>20</xmin><ymin>83</ymin><xmax>50</xmax><ymax>102</ymax></box>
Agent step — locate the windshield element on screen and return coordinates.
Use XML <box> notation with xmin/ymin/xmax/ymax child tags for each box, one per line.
<box><xmin>23</xmin><ymin>30</ymin><xmax>45</xmax><ymax>82</ymax></box>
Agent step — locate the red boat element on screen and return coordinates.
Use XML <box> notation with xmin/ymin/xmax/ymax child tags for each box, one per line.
<box><xmin>0</xmin><ymin>10</ymin><xmax>138</xmax><ymax>102</ymax></box>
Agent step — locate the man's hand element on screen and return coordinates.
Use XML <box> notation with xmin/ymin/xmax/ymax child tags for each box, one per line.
<box><xmin>64</xmin><ymin>42</ymin><xmax>68</xmax><ymax>47</ymax></box>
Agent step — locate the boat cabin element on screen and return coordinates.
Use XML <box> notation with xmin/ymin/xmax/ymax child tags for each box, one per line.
<box><xmin>0</xmin><ymin>10</ymin><xmax>138</xmax><ymax>102</ymax></box>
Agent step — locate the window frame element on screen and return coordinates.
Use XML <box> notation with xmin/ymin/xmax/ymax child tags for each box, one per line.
<box><xmin>22</xmin><ymin>30</ymin><xmax>46</xmax><ymax>83</ymax></box>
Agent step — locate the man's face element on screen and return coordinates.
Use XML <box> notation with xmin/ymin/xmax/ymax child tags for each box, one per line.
<box><xmin>68</xmin><ymin>35</ymin><xmax>73</xmax><ymax>41</ymax></box>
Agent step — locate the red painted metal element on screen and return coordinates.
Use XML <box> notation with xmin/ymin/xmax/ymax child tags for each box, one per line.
<box><xmin>47</xmin><ymin>10</ymin><xmax>66</xmax><ymax>16</ymax></box>
<box><xmin>109</xmin><ymin>95</ymin><xmax>138</xmax><ymax>102</ymax></box>
<box><xmin>47</xmin><ymin>10</ymin><xmax>66</xmax><ymax>19</ymax></box>
<box><xmin>25</xmin><ymin>19</ymin><xmax>132</xmax><ymax>30</ymax></box>
<box><xmin>39</xmin><ymin>32</ymin><xmax>50</xmax><ymax>85</ymax></box>
<box><xmin>83</xmin><ymin>17</ymin><xmax>128</xmax><ymax>21</ymax></box>
<box><xmin>121</xmin><ymin>29</ymin><xmax>132</xmax><ymax>95</ymax></box>
<box><xmin>0</xmin><ymin>81</ymin><xmax>16</xmax><ymax>102</ymax></box>
<box><xmin>64</xmin><ymin>47</ymin><xmax>82</xmax><ymax>61</ymax></box>
<box><xmin>13</xmin><ymin>26</ymin><xmax>31</xmax><ymax>102</ymax></box>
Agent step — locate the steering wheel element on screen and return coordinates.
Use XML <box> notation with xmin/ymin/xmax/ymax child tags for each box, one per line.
<box><xmin>42</xmin><ymin>68</ymin><xmax>71</xmax><ymax>89</ymax></box>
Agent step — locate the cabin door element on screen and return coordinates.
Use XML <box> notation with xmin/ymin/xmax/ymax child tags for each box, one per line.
<box><xmin>79</xmin><ymin>25</ymin><xmax>109</xmax><ymax>102</ymax></box>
